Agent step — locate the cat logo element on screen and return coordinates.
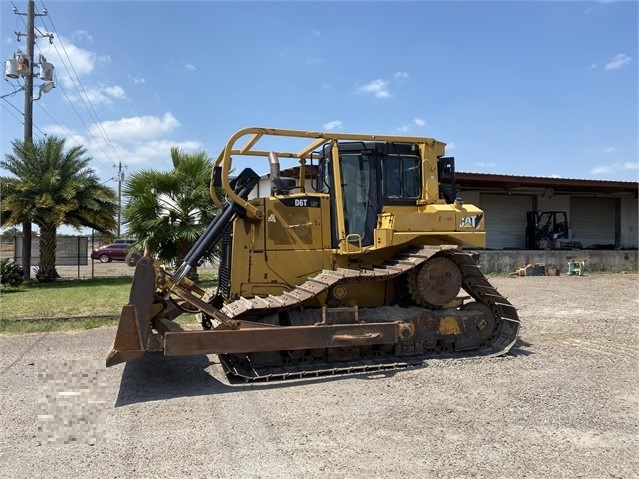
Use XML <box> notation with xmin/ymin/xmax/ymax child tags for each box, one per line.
<box><xmin>459</xmin><ymin>214</ymin><xmax>483</xmax><ymax>229</ymax></box>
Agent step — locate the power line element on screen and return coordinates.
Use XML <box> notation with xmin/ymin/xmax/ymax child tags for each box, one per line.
<box><xmin>5</xmin><ymin>1</ymin><xmax>126</xmax><ymax>172</ymax></box>
<box><xmin>13</xmin><ymin>0</ymin><xmax>124</xmax><ymax>173</ymax></box>
<box><xmin>38</xmin><ymin>0</ymin><xmax>125</xmax><ymax>169</ymax></box>
<box><xmin>31</xmin><ymin>51</ymin><xmax>116</xmax><ymax>172</ymax></box>
<box><xmin>4</xmin><ymin>1</ymin><xmax>128</xmax><ymax>181</ymax></box>
<box><xmin>1</xmin><ymin>98</ymin><xmax>25</xmax><ymax>125</ymax></box>
<box><xmin>33</xmin><ymin>4</ymin><xmax>113</xmax><ymax>163</ymax></box>
<box><xmin>3</xmin><ymin>3</ymin><xmax>67</xmax><ymax>141</ymax></box>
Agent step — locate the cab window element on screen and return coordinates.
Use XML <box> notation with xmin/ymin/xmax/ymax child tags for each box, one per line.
<box><xmin>384</xmin><ymin>155</ymin><xmax>420</xmax><ymax>199</ymax></box>
<box><xmin>340</xmin><ymin>153</ymin><xmax>372</xmax><ymax>239</ymax></box>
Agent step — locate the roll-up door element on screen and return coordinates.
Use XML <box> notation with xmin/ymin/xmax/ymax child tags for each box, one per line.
<box><xmin>570</xmin><ymin>197</ymin><xmax>617</xmax><ymax>247</ymax></box>
<box><xmin>480</xmin><ymin>194</ymin><xmax>533</xmax><ymax>249</ymax></box>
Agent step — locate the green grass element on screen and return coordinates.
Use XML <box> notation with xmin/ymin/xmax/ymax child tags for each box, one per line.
<box><xmin>0</xmin><ymin>317</ymin><xmax>121</xmax><ymax>334</ymax></box>
<box><xmin>0</xmin><ymin>273</ymin><xmax>218</xmax><ymax>334</ymax></box>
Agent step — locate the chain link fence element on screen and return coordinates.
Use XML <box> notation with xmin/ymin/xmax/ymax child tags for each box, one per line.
<box><xmin>0</xmin><ymin>234</ymin><xmax>135</xmax><ymax>280</ymax></box>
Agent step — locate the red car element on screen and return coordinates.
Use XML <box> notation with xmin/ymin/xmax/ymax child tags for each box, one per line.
<box><xmin>90</xmin><ymin>243</ymin><xmax>130</xmax><ymax>263</ymax></box>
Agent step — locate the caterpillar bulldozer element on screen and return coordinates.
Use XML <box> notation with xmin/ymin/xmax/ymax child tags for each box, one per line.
<box><xmin>106</xmin><ymin>127</ymin><xmax>520</xmax><ymax>380</ymax></box>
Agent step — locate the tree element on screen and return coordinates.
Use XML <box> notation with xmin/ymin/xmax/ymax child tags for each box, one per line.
<box><xmin>122</xmin><ymin>147</ymin><xmax>220</xmax><ymax>278</ymax></box>
<box><xmin>1</xmin><ymin>136</ymin><xmax>118</xmax><ymax>281</ymax></box>
<box><xmin>0</xmin><ymin>227</ymin><xmax>20</xmax><ymax>237</ymax></box>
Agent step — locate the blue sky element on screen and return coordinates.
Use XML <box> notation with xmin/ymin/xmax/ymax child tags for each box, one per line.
<box><xmin>1</xmin><ymin>0</ymin><xmax>637</xmax><ymax>195</ymax></box>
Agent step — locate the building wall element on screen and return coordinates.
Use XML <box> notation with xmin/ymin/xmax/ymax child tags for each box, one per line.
<box><xmin>462</xmin><ymin>188</ymin><xmax>635</xmax><ymax>251</ymax></box>
<box><xmin>458</xmin><ymin>190</ymin><xmax>480</xmax><ymax>207</ymax></box>
<box><xmin>570</xmin><ymin>197</ymin><xmax>617</xmax><ymax>247</ymax></box>
<box><xmin>480</xmin><ymin>194</ymin><xmax>533</xmax><ymax>249</ymax></box>
<box><xmin>537</xmin><ymin>194</ymin><xmax>570</xmax><ymax>212</ymax></box>
<box><xmin>620</xmin><ymin>197</ymin><xmax>638</xmax><ymax>248</ymax></box>
<box><xmin>476</xmin><ymin>250</ymin><xmax>638</xmax><ymax>274</ymax></box>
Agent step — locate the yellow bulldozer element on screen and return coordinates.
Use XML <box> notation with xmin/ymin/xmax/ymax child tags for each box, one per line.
<box><xmin>106</xmin><ymin>127</ymin><xmax>519</xmax><ymax>380</ymax></box>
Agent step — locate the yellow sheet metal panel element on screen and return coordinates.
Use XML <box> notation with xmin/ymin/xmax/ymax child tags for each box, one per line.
<box><xmin>264</xmin><ymin>194</ymin><xmax>327</xmax><ymax>250</ymax></box>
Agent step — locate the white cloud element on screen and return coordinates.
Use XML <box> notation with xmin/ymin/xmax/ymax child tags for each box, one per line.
<box><xmin>591</xmin><ymin>165</ymin><xmax>612</xmax><ymax>174</ymax></box>
<box><xmin>591</xmin><ymin>161</ymin><xmax>639</xmax><ymax>175</ymax></box>
<box><xmin>66</xmin><ymin>84</ymin><xmax>127</xmax><ymax>106</ymax></box>
<box><xmin>103</xmin><ymin>85</ymin><xmax>126</xmax><ymax>99</ymax></box>
<box><xmin>72</xmin><ymin>30</ymin><xmax>93</xmax><ymax>43</ymax></box>
<box><xmin>97</xmin><ymin>54</ymin><xmax>111</xmax><ymax>66</ymax></box>
<box><xmin>393</xmin><ymin>118</ymin><xmax>427</xmax><ymax>134</ymax></box>
<box><xmin>131</xmin><ymin>140</ymin><xmax>203</xmax><ymax>164</ymax></box>
<box><xmin>446</xmin><ymin>142</ymin><xmax>457</xmax><ymax>150</ymax></box>
<box><xmin>358</xmin><ymin>79</ymin><xmax>391</xmax><ymax>98</ymax></box>
<box><xmin>41</xmin><ymin>114</ymin><xmax>202</xmax><ymax>175</ymax></box>
<box><xmin>323</xmin><ymin>120</ymin><xmax>342</xmax><ymax>131</ymax></box>
<box><xmin>475</xmin><ymin>161</ymin><xmax>496</xmax><ymax>168</ymax></box>
<box><xmin>91</xmin><ymin>112</ymin><xmax>180</xmax><ymax>141</ymax></box>
<box><xmin>311</xmin><ymin>29</ymin><xmax>321</xmax><ymax>37</ymax></box>
<box><xmin>41</xmin><ymin>35</ymin><xmax>97</xmax><ymax>88</ymax></box>
<box><xmin>394</xmin><ymin>124</ymin><xmax>411</xmax><ymax>133</ymax></box>
<box><xmin>394</xmin><ymin>71</ymin><xmax>409</xmax><ymax>83</ymax></box>
<box><xmin>83</xmin><ymin>89</ymin><xmax>115</xmax><ymax>105</ymax></box>
<box><xmin>41</xmin><ymin>125</ymin><xmax>85</xmax><ymax>149</ymax></box>
<box><xmin>305</xmin><ymin>56</ymin><xmax>323</xmax><ymax>66</ymax></box>
<box><xmin>184</xmin><ymin>63</ymin><xmax>196</xmax><ymax>71</ymax></box>
<box><xmin>583</xmin><ymin>146</ymin><xmax>621</xmax><ymax>155</ymax></box>
<box><xmin>87</xmin><ymin>137</ymin><xmax>204</xmax><ymax>169</ymax></box>
<box><xmin>128</xmin><ymin>75</ymin><xmax>146</xmax><ymax>85</ymax></box>
<box><xmin>586</xmin><ymin>0</ymin><xmax>617</xmax><ymax>14</ymax></box>
<box><xmin>280</xmin><ymin>46</ymin><xmax>323</xmax><ymax>67</ymax></box>
<box><xmin>604</xmin><ymin>53</ymin><xmax>631</xmax><ymax>70</ymax></box>
<box><xmin>358</xmin><ymin>73</ymin><xmax>410</xmax><ymax>98</ymax></box>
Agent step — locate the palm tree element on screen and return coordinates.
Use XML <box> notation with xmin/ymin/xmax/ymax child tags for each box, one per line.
<box><xmin>122</xmin><ymin>147</ymin><xmax>221</xmax><ymax>278</ymax></box>
<box><xmin>1</xmin><ymin>136</ymin><xmax>118</xmax><ymax>281</ymax></box>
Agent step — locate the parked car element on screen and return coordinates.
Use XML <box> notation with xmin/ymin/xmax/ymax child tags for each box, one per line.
<box><xmin>90</xmin><ymin>243</ymin><xmax>130</xmax><ymax>263</ymax></box>
<box><xmin>113</xmin><ymin>238</ymin><xmax>136</xmax><ymax>245</ymax></box>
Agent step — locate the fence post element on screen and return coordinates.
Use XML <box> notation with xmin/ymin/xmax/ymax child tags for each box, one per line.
<box><xmin>77</xmin><ymin>236</ymin><xmax>81</xmax><ymax>279</ymax></box>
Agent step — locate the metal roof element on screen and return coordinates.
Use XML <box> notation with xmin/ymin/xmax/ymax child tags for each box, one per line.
<box><xmin>455</xmin><ymin>172</ymin><xmax>638</xmax><ymax>196</ymax></box>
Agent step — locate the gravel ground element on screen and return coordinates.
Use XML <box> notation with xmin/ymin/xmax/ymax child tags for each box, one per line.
<box><xmin>0</xmin><ymin>273</ymin><xmax>637</xmax><ymax>478</ymax></box>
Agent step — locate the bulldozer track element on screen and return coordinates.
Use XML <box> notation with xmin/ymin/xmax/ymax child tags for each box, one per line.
<box><xmin>220</xmin><ymin>245</ymin><xmax>458</xmax><ymax>318</ymax></box>
<box><xmin>216</xmin><ymin>245</ymin><xmax>520</xmax><ymax>381</ymax></box>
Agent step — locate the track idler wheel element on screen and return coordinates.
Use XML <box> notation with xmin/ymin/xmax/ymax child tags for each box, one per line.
<box><xmin>407</xmin><ymin>256</ymin><xmax>462</xmax><ymax>308</ymax></box>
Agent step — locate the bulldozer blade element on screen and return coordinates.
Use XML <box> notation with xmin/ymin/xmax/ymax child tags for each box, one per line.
<box><xmin>105</xmin><ymin>257</ymin><xmax>157</xmax><ymax>367</ymax></box>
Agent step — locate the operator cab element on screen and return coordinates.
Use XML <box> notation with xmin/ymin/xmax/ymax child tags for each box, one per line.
<box><xmin>317</xmin><ymin>141</ymin><xmax>417</xmax><ymax>247</ymax></box>
<box><xmin>316</xmin><ymin>141</ymin><xmax>455</xmax><ymax>249</ymax></box>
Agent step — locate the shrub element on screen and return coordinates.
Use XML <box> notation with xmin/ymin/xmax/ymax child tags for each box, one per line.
<box><xmin>0</xmin><ymin>259</ymin><xmax>24</xmax><ymax>288</ymax></box>
<box><xmin>34</xmin><ymin>266</ymin><xmax>61</xmax><ymax>283</ymax></box>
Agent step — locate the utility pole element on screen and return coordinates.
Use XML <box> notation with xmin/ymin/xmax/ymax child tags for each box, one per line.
<box><xmin>115</xmin><ymin>161</ymin><xmax>125</xmax><ymax>237</ymax></box>
<box><xmin>20</xmin><ymin>0</ymin><xmax>35</xmax><ymax>281</ymax></box>
<box><xmin>5</xmin><ymin>0</ymin><xmax>55</xmax><ymax>280</ymax></box>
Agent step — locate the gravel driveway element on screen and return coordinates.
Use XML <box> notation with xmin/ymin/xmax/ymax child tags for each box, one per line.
<box><xmin>1</xmin><ymin>273</ymin><xmax>637</xmax><ymax>478</ymax></box>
